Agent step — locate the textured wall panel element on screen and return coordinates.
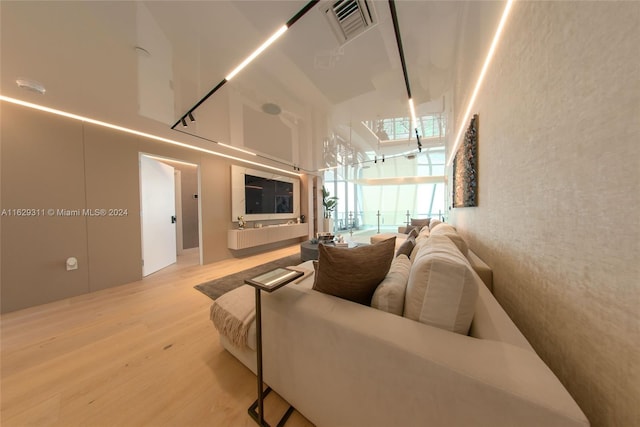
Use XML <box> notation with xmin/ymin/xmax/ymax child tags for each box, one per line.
<box><xmin>450</xmin><ymin>2</ymin><xmax>639</xmax><ymax>426</ymax></box>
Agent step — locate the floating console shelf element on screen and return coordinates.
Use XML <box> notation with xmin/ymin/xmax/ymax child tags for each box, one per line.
<box><xmin>228</xmin><ymin>223</ymin><xmax>308</xmax><ymax>250</ymax></box>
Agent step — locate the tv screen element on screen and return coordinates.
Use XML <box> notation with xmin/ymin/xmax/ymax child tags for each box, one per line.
<box><xmin>245</xmin><ymin>175</ymin><xmax>293</xmax><ymax>214</ymax></box>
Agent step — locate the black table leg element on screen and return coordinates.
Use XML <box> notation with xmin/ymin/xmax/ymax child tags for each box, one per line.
<box><xmin>247</xmin><ymin>280</ymin><xmax>296</xmax><ymax>426</ymax></box>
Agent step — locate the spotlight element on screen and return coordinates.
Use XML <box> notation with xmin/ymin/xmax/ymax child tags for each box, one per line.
<box><xmin>181</xmin><ymin>118</ymin><xmax>187</xmax><ymax>127</ymax></box>
<box><xmin>188</xmin><ymin>112</ymin><xmax>195</xmax><ymax>122</ymax></box>
<box><xmin>416</xmin><ymin>128</ymin><xmax>422</xmax><ymax>152</ymax></box>
<box><xmin>374</xmin><ymin>156</ymin><xmax>377</xmax><ymax>164</ymax></box>
<box><xmin>382</xmin><ymin>155</ymin><xmax>385</xmax><ymax>163</ymax></box>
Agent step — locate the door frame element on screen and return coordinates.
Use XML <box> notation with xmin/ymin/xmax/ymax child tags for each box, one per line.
<box><xmin>139</xmin><ymin>153</ymin><xmax>202</xmax><ymax>270</ymax></box>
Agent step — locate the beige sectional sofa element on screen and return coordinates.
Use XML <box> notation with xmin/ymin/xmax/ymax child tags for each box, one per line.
<box><xmin>212</xmin><ymin>223</ymin><xmax>589</xmax><ymax>426</ymax></box>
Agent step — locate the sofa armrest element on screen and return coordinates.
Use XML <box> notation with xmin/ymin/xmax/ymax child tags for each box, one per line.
<box><xmin>467</xmin><ymin>249</ymin><xmax>493</xmax><ymax>291</ymax></box>
<box><xmin>262</xmin><ymin>287</ymin><xmax>588</xmax><ymax>427</ymax></box>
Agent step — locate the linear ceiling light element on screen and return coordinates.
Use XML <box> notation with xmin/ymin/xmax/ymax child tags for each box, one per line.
<box><xmin>172</xmin><ymin>0</ymin><xmax>319</xmax><ymax>130</ymax></box>
<box><xmin>0</xmin><ymin>95</ymin><xmax>300</xmax><ymax>177</ymax></box>
<box><xmin>447</xmin><ymin>0</ymin><xmax>515</xmax><ymax>166</ymax></box>
<box><xmin>217</xmin><ymin>142</ymin><xmax>257</xmax><ymax>156</ymax></box>
<box><xmin>225</xmin><ymin>25</ymin><xmax>288</xmax><ymax>81</ymax></box>
<box><xmin>408</xmin><ymin>98</ymin><xmax>418</xmax><ymax>130</ymax></box>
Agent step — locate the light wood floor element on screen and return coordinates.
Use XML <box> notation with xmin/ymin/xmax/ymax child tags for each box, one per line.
<box><xmin>1</xmin><ymin>244</ymin><xmax>314</xmax><ymax>427</ymax></box>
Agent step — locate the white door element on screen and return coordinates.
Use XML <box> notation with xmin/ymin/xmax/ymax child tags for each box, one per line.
<box><xmin>140</xmin><ymin>155</ymin><xmax>177</xmax><ymax>276</ymax></box>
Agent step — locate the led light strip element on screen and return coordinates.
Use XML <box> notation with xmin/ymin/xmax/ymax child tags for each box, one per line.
<box><xmin>225</xmin><ymin>25</ymin><xmax>288</xmax><ymax>81</ymax></box>
<box><xmin>408</xmin><ymin>98</ymin><xmax>418</xmax><ymax>130</ymax></box>
<box><xmin>318</xmin><ymin>166</ymin><xmax>339</xmax><ymax>172</ymax></box>
<box><xmin>173</xmin><ymin>0</ymin><xmax>319</xmax><ymax>129</ymax></box>
<box><xmin>0</xmin><ymin>95</ymin><xmax>301</xmax><ymax>177</ymax></box>
<box><xmin>218</xmin><ymin>142</ymin><xmax>257</xmax><ymax>156</ymax></box>
<box><xmin>447</xmin><ymin>0</ymin><xmax>515</xmax><ymax>166</ymax></box>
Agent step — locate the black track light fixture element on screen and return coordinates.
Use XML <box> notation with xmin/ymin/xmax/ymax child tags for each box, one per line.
<box><xmin>188</xmin><ymin>112</ymin><xmax>195</xmax><ymax>122</ymax></box>
<box><xmin>416</xmin><ymin>128</ymin><xmax>422</xmax><ymax>152</ymax></box>
<box><xmin>181</xmin><ymin>118</ymin><xmax>187</xmax><ymax>127</ymax></box>
<box><xmin>171</xmin><ymin>0</ymin><xmax>319</xmax><ymax>130</ymax></box>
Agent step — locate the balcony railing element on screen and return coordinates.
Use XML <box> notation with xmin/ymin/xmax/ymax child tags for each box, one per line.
<box><xmin>329</xmin><ymin>210</ymin><xmax>445</xmax><ymax>234</ymax></box>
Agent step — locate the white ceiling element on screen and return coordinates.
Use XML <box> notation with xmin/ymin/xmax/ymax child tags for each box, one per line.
<box><xmin>0</xmin><ymin>0</ymin><xmax>496</xmax><ymax>171</ymax></box>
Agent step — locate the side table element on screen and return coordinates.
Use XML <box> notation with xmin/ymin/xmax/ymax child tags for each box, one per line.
<box><xmin>244</xmin><ymin>267</ymin><xmax>303</xmax><ymax>427</ymax></box>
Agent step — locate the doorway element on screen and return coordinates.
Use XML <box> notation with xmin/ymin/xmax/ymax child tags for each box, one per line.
<box><xmin>139</xmin><ymin>154</ymin><xmax>201</xmax><ymax>276</ymax></box>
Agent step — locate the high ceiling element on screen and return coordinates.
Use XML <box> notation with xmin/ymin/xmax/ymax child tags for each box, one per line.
<box><xmin>1</xmin><ymin>1</ymin><xmax>495</xmax><ymax>172</ymax></box>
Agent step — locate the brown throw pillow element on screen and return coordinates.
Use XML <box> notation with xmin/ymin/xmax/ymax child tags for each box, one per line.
<box><xmin>395</xmin><ymin>236</ymin><xmax>415</xmax><ymax>258</ymax></box>
<box><xmin>410</xmin><ymin>218</ymin><xmax>430</xmax><ymax>228</ymax></box>
<box><xmin>312</xmin><ymin>237</ymin><xmax>396</xmax><ymax>306</ymax></box>
<box><xmin>407</xmin><ymin>227</ymin><xmax>419</xmax><ymax>239</ymax></box>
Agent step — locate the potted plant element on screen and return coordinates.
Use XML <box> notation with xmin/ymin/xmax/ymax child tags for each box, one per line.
<box><xmin>322</xmin><ymin>185</ymin><xmax>338</xmax><ymax>233</ymax></box>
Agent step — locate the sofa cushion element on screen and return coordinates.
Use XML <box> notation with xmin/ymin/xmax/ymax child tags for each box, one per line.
<box><xmin>395</xmin><ymin>236</ymin><xmax>415</xmax><ymax>258</ymax></box>
<box><xmin>313</xmin><ymin>237</ymin><xmax>395</xmax><ymax>306</ymax></box>
<box><xmin>371</xmin><ymin>254</ymin><xmax>411</xmax><ymax>315</ymax></box>
<box><xmin>430</xmin><ymin>223</ymin><xmax>468</xmax><ymax>256</ymax></box>
<box><xmin>404</xmin><ymin>236</ymin><xmax>479</xmax><ymax>334</ymax></box>
<box><xmin>428</xmin><ymin>219</ymin><xmax>442</xmax><ymax>230</ymax></box>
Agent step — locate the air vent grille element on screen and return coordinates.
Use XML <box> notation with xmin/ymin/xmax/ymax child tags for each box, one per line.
<box><xmin>325</xmin><ymin>0</ymin><xmax>377</xmax><ymax>45</ymax></box>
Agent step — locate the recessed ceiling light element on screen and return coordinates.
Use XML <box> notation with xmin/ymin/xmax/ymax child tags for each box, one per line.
<box><xmin>16</xmin><ymin>78</ymin><xmax>46</xmax><ymax>95</ymax></box>
<box><xmin>261</xmin><ymin>103</ymin><xmax>282</xmax><ymax>115</ymax></box>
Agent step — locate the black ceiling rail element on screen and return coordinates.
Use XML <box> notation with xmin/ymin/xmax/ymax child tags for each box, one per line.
<box><xmin>388</xmin><ymin>0</ymin><xmax>412</xmax><ymax>100</ymax></box>
<box><xmin>287</xmin><ymin>0</ymin><xmax>319</xmax><ymax>27</ymax></box>
<box><xmin>389</xmin><ymin>0</ymin><xmax>421</xmax><ymax>151</ymax></box>
<box><xmin>171</xmin><ymin>80</ymin><xmax>228</xmax><ymax>129</ymax></box>
<box><xmin>171</xmin><ymin>0</ymin><xmax>320</xmax><ymax>130</ymax></box>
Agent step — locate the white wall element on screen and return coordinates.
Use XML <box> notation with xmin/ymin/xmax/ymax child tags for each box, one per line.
<box><xmin>449</xmin><ymin>2</ymin><xmax>640</xmax><ymax>426</ymax></box>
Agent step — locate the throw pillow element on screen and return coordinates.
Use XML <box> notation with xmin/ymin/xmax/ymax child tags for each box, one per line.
<box><xmin>371</xmin><ymin>255</ymin><xmax>411</xmax><ymax>315</ymax></box>
<box><xmin>410</xmin><ymin>218</ymin><xmax>430</xmax><ymax>228</ymax></box>
<box><xmin>312</xmin><ymin>237</ymin><xmax>396</xmax><ymax>306</ymax></box>
<box><xmin>404</xmin><ymin>225</ymin><xmax>420</xmax><ymax>235</ymax></box>
<box><xmin>416</xmin><ymin>225</ymin><xmax>430</xmax><ymax>241</ymax></box>
<box><xmin>403</xmin><ymin>236</ymin><xmax>479</xmax><ymax>335</ymax></box>
<box><xmin>430</xmin><ymin>223</ymin><xmax>468</xmax><ymax>256</ymax></box>
<box><xmin>395</xmin><ymin>236</ymin><xmax>415</xmax><ymax>258</ymax></box>
<box><xmin>428</xmin><ymin>219</ymin><xmax>442</xmax><ymax>230</ymax></box>
<box><xmin>407</xmin><ymin>227</ymin><xmax>419</xmax><ymax>239</ymax></box>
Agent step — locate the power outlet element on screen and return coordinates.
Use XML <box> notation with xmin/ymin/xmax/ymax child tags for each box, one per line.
<box><xmin>66</xmin><ymin>257</ymin><xmax>78</xmax><ymax>271</ymax></box>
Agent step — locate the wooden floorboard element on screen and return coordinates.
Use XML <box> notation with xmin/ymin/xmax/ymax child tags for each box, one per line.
<box><xmin>1</xmin><ymin>245</ymin><xmax>314</xmax><ymax>427</ymax></box>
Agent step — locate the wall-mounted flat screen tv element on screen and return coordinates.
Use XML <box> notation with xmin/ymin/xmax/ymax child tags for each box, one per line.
<box><xmin>231</xmin><ymin>165</ymin><xmax>300</xmax><ymax>222</ymax></box>
<box><xmin>245</xmin><ymin>175</ymin><xmax>293</xmax><ymax>214</ymax></box>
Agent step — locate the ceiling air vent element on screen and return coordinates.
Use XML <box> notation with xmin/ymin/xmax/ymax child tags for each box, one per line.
<box><xmin>324</xmin><ymin>0</ymin><xmax>377</xmax><ymax>45</ymax></box>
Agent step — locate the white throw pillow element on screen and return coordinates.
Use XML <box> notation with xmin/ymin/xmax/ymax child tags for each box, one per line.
<box><xmin>430</xmin><ymin>223</ymin><xmax>468</xmax><ymax>256</ymax></box>
<box><xmin>403</xmin><ymin>236</ymin><xmax>479</xmax><ymax>334</ymax></box>
<box><xmin>416</xmin><ymin>225</ymin><xmax>431</xmax><ymax>242</ymax></box>
<box><xmin>428</xmin><ymin>219</ymin><xmax>442</xmax><ymax>230</ymax></box>
<box><xmin>371</xmin><ymin>255</ymin><xmax>411</xmax><ymax>316</ymax></box>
